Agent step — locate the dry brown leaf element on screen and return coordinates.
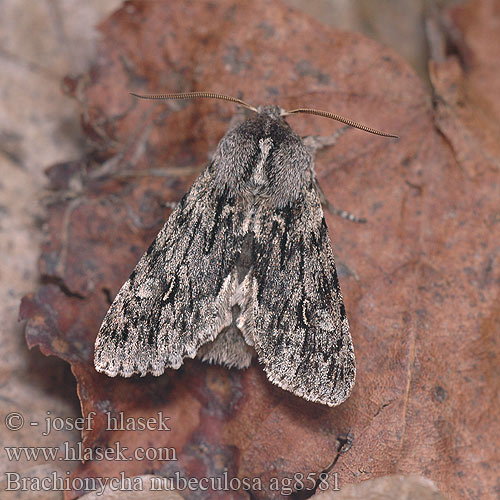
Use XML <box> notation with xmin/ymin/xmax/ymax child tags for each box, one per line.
<box><xmin>20</xmin><ymin>0</ymin><xmax>499</xmax><ymax>498</ymax></box>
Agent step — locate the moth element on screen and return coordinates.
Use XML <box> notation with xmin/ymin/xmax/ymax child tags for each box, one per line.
<box><xmin>94</xmin><ymin>92</ymin><xmax>397</xmax><ymax>406</ymax></box>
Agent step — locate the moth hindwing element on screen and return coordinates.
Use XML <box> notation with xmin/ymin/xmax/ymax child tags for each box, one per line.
<box><xmin>94</xmin><ymin>104</ymin><xmax>355</xmax><ymax>407</ymax></box>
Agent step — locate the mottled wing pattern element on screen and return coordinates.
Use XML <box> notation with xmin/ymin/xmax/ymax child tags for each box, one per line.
<box><xmin>251</xmin><ymin>184</ymin><xmax>355</xmax><ymax>406</ymax></box>
<box><xmin>94</xmin><ymin>164</ymin><xmax>243</xmax><ymax>377</ymax></box>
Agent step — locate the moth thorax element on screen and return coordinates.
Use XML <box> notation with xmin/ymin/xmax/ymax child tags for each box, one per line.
<box><xmin>250</xmin><ymin>138</ymin><xmax>273</xmax><ymax>188</ymax></box>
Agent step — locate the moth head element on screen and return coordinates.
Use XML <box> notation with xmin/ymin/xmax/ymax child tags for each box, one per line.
<box><xmin>255</xmin><ymin>105</ymin><xmax>285</xmax><ymax>121</ymax></box>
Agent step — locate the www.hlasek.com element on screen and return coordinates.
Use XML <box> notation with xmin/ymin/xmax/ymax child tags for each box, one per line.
<box><xmin>4</xmin><ymin>471</ymin><xmax>340</xmax><ymax>496</ymax></box>
<box><xmin>4</xmin><ymin>440</ymin><xmax>177</xmax><ymax>462</ymax></box>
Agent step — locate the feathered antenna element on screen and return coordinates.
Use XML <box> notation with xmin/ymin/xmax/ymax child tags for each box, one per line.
<box><xmin>130</xmin><ymin>91</ymin><xmax>398</xmax><ymax>138</ymax></box>
<box><xmin>129</xmin><ymin>91</ymin><xmax>258</xmax><ymax>113</ymax></box>
<box><xmin>282</xmin><ymin>107</ymin><xmax>398</xmax><ymax>138</ymax></box>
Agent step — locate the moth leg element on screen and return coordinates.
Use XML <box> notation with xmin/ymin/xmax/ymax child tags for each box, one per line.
<box><xmin>305</xmin><ymin>127</ymin><xmax>366</xmax><ymax>223</ymax></box>
<box><xmin>324</xmin><ymin>200</ymin><xmax>366</xmax><ymax>223</ymax></box>
<box><xmin>302</xmin><ymin>126</ymin><xmax>350</xmax><ymax>155</ymax></box>
<box><xmin>115</xmin><ymin>165</ymin><xmax>202</xmax><ymax>179</ymax></box>
<box><xmin>163</xmin><ymin>200</ymin><xmax>179</xmax><ymax>209</ymax></box>
<box><xmin>314</xmin><ymin>178</ymin><xmax>367</xmax><ymax>223</ymax></box>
